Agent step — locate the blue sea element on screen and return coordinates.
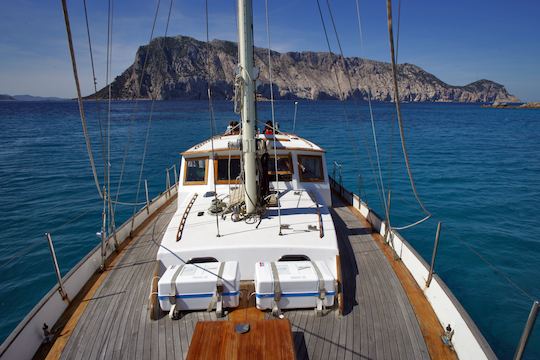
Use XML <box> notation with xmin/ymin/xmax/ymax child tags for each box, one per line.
<box><xmin>0</xmin><ymin>100</ymin><xmax>538</xmax><ymax>359</ymax></box>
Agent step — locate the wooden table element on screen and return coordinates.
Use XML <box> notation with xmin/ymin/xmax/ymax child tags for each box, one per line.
<box><xmin>186</xmin><ymin>319</ymin><xmax>295</xmax><ymax>360</ymax></box>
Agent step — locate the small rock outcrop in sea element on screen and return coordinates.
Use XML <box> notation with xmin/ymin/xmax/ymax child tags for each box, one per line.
<box><xmin>91</xmin><ymin>35</ymin><xmax>520</xmax><ymax>103</ymax></box>
<box><xmin>485</xmin><ymin>101</ymin><xmax>540</xmax><ymax>109</ymax></box>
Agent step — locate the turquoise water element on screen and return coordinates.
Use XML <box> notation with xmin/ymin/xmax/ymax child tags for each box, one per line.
<box><xmin>0</xmin><ymin>100</ymin><xmax>538</xmax><ymax>358</ymax></box>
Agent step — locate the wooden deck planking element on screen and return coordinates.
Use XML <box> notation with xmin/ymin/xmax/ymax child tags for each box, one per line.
<box><xmin>281</xmin><ymin>197</ymin><xmax>430</xmax><ymax>360</ymax></box>
<box><xmin>57</xmin><ymin>194</ymin><xmax>431</xmax><ymax>360</ymax></box>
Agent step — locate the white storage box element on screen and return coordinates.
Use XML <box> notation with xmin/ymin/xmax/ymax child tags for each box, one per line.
<box><xmin>158</xmin><ymin>261</ymin><xmax>240</xmax><ymax>312</ymax></box>
<box><xmin>254</xmin><ymin>261</ymin><xmax>335</xmax><ymax>311</ymax></box>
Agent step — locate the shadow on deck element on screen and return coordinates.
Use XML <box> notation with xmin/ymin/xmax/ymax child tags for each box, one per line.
<box><xmin>57</xmin><ymin>195</ymin><xmax>429</xmax><ymax>360</ymax></box>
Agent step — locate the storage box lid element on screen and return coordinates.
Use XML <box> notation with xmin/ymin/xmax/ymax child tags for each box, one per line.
<box><xmin>158</xmin><ymin>261</ymin><xmax>239</xmax><ymax>296</ymax></box>
<box><xmin>254</xmin><ymin>261</ymin><xmax>334</xmax><ymax>295</ymax></box>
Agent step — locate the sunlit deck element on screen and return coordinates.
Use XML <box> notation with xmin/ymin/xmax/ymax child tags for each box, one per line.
<box><xmin>51</xmin><ymin>194</ymin><xmax>431</xmax><ymax>360</ymax></box>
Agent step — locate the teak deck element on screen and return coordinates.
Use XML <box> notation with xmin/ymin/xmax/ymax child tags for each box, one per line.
<box><xmin>53</xmin><ymin>194</ymin><xmax>433</xmax><ymax>359</ymax></box>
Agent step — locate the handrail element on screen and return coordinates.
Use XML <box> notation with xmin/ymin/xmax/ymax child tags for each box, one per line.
<box><xmin>316</xmin><ymin>201</ymin><xmax>324</xmax><ymax>238</ymax></box>
<box><xmin>307</xmin><ymin>190</ymin><xmax>324</xmax><ymax>238</ymax></box>
<box><xmin>176</xmin><ymin>193</ymin><xmax>198</xmax><ymax>242</ymax></box>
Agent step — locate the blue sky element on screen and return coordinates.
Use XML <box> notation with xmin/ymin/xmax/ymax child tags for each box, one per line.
<box><xmin>1</xmin><ymin>0</ymin><xmax>538</xmax><ymax>101</ymax></box>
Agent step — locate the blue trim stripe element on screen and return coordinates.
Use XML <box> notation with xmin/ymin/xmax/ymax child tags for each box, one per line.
<box><xmin>255</xmin><ymin>291</ymin><xmax>336</xmax><ymax>299</ymax></box>
<box><xmin>158</xmin><ymin>291</ymin><xmax>239</xmax><ymax>300</ymax></box>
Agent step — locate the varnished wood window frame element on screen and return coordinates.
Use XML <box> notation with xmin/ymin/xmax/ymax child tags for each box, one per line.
<box><xmin>268</xmin><ymin>153</ymin><xmax>294</xmax><ymax>181</ymax></box>
<box><xmin>297</xmin><ymin>154</ymin><xmax>325</xmax><ymax>183</ymax></box>
<box><xmin>214</xmin><ymin>155</ymin><xmax>241</xmax><ymax>185</ymax></box>
<box><xmin>183</xmin><ymin>157</ymin><xmax>209</xmax><ymax>185</ymax></box>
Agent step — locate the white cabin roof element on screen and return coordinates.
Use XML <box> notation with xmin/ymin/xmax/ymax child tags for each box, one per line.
<box><xmin>157</xmin><ymin>189</ymin><xmax>339</xmax><ymax>280</ymax></box>
<box><xmin>182</xmin><ymin>133</ymin><xmax>324</xmax><ymax>156</ymax></box>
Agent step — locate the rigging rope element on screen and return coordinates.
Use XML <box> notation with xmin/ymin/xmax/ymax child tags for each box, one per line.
<box><xmin>205</xmin><ymin>0</ymin><xmax>221</xmax><ymax>237</ymax></box>
<box><xmin>82</xmin><ymin>0</ymin><xmax>106</xmax><ymax>184</ymax></box>
<box><xmin>131</xmin><ymin>0</ymin><xmax>171</xmax><ymax>221</ymax></box>
<box><xmin>60</xmin><ymin>0</ymin><xmax>103</xmax><ymax>199</ymax></box>
<box><xmin>114</xmin><ymin>0</ymin><xmax>171</xmax><ymax>215</ymax></box>
<box><xmin>316</xmin><ymin>0</ymin><xmax>386</xmax><ymax>214</ymax></box>
<box><xmin>386</xmin><ymin>0</ymin><xmax>400</xmax><ymax>219</ymax></box>
<box><xmin>350</xmin><ymin>0</ymin><xmax>391</xmax><ymax>226</ymax></box>
<box><xmin>105</xmin><ymin>0</ymin><xmax>117</xmax><ymax>244</ymax></box>
<box><xmin>265</xmin><ymin>0</ymin><xmax>283</xmax><ymax>235</ymax></box>
<box><xmin>386</xmin><ymin>0</ymin><xmax>431</xmax><ymax>218</ymax></box>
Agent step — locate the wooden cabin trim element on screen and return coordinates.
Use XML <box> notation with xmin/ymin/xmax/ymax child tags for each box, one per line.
<box><xmin>268</xmin><ymin>152</ymin><xmax>294</xmax><ymax>179</ymax></box>
<box><xmin>214</xmin><ymin>155</ymin><xmax>241</xmax><ymax>185</ymax></box>
<box><xmin>297</xmin><ymin>154</ymin><xmax>325</xmax><ymax>183</ymax></box>
<box><xmin>183</xmin><ymin>157</ymin><xmax>209</xmax><ymax>185</ymax></box>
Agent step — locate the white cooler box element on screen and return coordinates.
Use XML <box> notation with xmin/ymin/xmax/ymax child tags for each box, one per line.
<box><xmin>158</xmin><ymin>261</ymin><xmax>240</xmax><ymax>312</ymax></box>
<box><xmin>254</xmin><ymin>261</ymin><xmax>336</xmax><ymax>312</ymax></box>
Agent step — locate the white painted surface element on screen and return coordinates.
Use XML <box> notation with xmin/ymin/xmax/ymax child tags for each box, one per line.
<box><xmin>0</xmin><ymin>187</ymin><xmax>177</xmax><ymax>360</ymax></box>
<box><xmin>157</xmin><ymin>261</ymin><xmax>240</xmax><ymax>311</ymax></box>
<box><xmin>254</xmin><ymin>261</ymin><xmax>335</xmax><ymax>310</ymax></box>
<box><xmin>157</xmin><ymin>189</ymin><xmax>339</xmax><ymax>281</ymax></box>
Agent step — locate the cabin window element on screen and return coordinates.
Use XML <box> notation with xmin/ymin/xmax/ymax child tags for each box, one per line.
<box><xmin>183</xmin><ymin>157</ymin><xmax>208</xmax><ymax>185</ymax></box>
<box><xmin>298</xmin><ymin>155</ymin><xmax>324</xmax><ymax>182</ymax></box>
<box><xmin>268</xmin><ymin>154</ymin><xmax>293</xmax><ymax>182</ymax></box>
<box><xmin>214</xmin><ymin>157</ymin><xmax>241</xmax><ymax>184</ymax></box>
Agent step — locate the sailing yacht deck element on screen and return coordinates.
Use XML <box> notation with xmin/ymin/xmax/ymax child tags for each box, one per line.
<box><xmin>53</xmin><ymin>193</ymin><xmax>430</xmax><ymax>360</ymax></box>
<box><xmin>158</xmin><ymin>189</ymin><xmax>339</xmax><ymax>280</ymax></box>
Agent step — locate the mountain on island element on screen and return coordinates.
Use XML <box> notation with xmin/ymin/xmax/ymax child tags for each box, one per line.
<box><xmin>90</xmin><ymin>35</ymin><xmax>519</xmax><ymax>103</ymax></box>
<box><xmin>0</xmin><ymin>94</ymin><xmax>16</xmax><ymax>101</ymax></box>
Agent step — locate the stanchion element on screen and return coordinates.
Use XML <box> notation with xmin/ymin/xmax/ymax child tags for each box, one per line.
<box><xmin>514</xmin><ymin>300</ymin><xmax>539</xmax><ymax>360</ymax></box>
<box><xmin>426</xmin><ymin>222</ymin><xmax>442</xmax><ymax>287</ymax></box>
<box><xmin>45</xmin><ymin>233</ymin><xmax>68</xmax><ymax>301</ymax></box>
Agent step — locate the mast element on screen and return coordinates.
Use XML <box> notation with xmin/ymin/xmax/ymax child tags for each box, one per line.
<box><xmin>238</xmin><ymin>0</ymin><xmax>258</xmax><ymax>214</ymax></box>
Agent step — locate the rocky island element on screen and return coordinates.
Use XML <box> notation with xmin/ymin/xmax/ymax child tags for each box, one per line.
<box><xmin>92</xmin><ymin>35</ymin><xmax>519</xmax><ymax>103</ymax></box>
<box><xmin>483</xmin><ymin>101</ymin><xmax>540</xmax><ymax>109</ymax></box>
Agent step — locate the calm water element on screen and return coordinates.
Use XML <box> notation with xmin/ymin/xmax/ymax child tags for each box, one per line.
<box><xmin>0</xmin><ymin>100</ymin><xmax>538</xmax><ymax>358</ymax></box>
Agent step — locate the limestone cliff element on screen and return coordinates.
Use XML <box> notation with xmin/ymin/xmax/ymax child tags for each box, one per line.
<box><xmin>92</xmin><ymin>35</ymin><xmax>519</xmax><ymax>103</ymax></box>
